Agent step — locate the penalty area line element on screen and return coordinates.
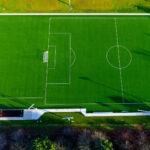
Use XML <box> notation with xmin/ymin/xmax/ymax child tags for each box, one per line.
<box><xmin>44</xmin><ymin>17</ymin><xmax>51</xmax><ymax>105</ymax></box>
<box><xmin>0</xmin><ymin>97</ymin><xmax>43</xmax><ymax>100</ymax></box>
<box><xmin>69</xmin><ymin>33</ymin><xmax>72</xmax><ymax>84</ymax></box>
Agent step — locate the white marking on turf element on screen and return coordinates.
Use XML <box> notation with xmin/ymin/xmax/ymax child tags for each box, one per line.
<box><xmin>54</xmin><ymin>45</ymin><xmax>56</xmax><ymax>68</ymax></box>
<box><xmin>69</xmin><ymin>33</ymin><xmax>72</xmax><ymax>84</ymax></box>
<box><xmin>50</xmin><ymin>32</ymin><xmax>71</xmax><ymax>35</ymax></box>
<box><xmin>106</xmin><ymin>45</ymin><xmax>132</xmax><ymax>69</ymax></box>
<box><xmin>114</xmin><ymin>18</ymin><xmax>125</xmax><ymax>104</ymax></box>
<box><xmin>48</xmin><ymin>68</ymin><xmax>56</xmax><ymax>70</ymax></box>
<box><xmin>47</xmin><ymin>83</ymin><xmax>70</xmax><ymax>85</ymax></box>
<box><xmin>1</xmin><ymin>13</ymin><xmax>150</xmax><ymax>16</ymax></box>
<box><xmin>45</xmin><ymin>102</ymin><xmax>150</xmax><ymax>105</ymax></box>
<box><xmin>70</xmin><ymin>48</ymin><xmax>76</xmax><ymax>67</ymax></box>
<box><xmin>0</xmin><ymin>97</ymin><xmax>43</xmax><ymax>100</ymax></box>
<box><xmin>44</xmin><ymin>17</ymin><xmax>51</xmax><ymax>105</ymax></box>
<box><xmin>48</xmin><ymin>45</ymin><xmax>56</xmax><ymax>69</ymax></box>
<box><xmin>50</xmin><ymin>16</ymin><xmax>150</xmax><ymax>20</ymax></box>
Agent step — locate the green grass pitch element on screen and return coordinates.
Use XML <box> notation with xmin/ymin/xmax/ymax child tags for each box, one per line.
<box><xmin>0</xmin><ymin>15</ymin><xmax>150</xmax><ymax>112</ymax></box>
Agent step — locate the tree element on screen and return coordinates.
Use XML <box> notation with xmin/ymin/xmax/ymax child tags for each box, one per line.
<box><xmin>11</xmin><ymin>144</ymin><xmax>26</xmax><ymax>150</ymax></box>
<box><xmin>0</xmin><ymin>133</ymin><xmax>7</xmax><ymax>150</ymax></box>
<box><xmin>92</xmin><ymin>131</ymin><xmax>113</xmax><ymax>150</ymax></box>
<box><xmin>54</xmin><ymin>143</ymin><xmax>66</xmax><ymax>150</ymax></box>
<box><xmin>138</xmin><ymin>131</ymin><xmax>150</xmax><ymax>150</ymax></box>
<box><xmin>77</xmin><ymin>130</ymin><xmax>91</xmax><ymax>150</ymax></box>
<box><xmin>94</xmin><ymin>138</ymin><xmax>113</xmax><ymax>150</ymax></box>
<box><xmin>31</xmin><ymin>136</ymin><xmax>55</xmax><ymax>150</ymax></box>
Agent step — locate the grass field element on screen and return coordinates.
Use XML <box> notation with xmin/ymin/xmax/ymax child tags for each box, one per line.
<box><xmin>0</xmin><ymin>15</ymin><xmax>150</xmax><ymax>112</ymax></box>
<box><xmin>0</xmin><ymin>0</ymin><xmax>150</xmax><ymax>13</ymax></box>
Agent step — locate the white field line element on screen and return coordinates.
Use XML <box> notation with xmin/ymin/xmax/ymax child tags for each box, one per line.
<box><xmin>45</xmin><ymin>102</ymin><xmax>150</xmax><ymax>105</ymax></box>
<box><xmin>54</xmin><ymin>45</ymin><xmax>56</xmax><ymax>68</ymax></box>
<box><xmin>46</xmin><ymin>103</ymin><xmax>105</xmax><ymax>105</ymax></box>
<box><xmin>48</xmin><ymin>45</ymin><xmax>56</xmax><ymax>69</ymax></box>
<box><xmin>70</xmin><ymin>48</ymin><xmax>76</xmax><ymax>67</ymax></box>
<box><xmin>0</xmin><ymin>13</ymin><xmax>150</xmax><ymax>16</ymax></box>
<box><xmin>47</xmin><ymin>83</ymin><xmax>70</xmax><ymax>85</ymax></box>
<box><xmin>114</xmin><ymin>18</ymin><xmax>124</xmax><ymax>103</ymax></box>
<box><xmin>44</xmin><ymin>17</ymin><xmax>51</xmax><ymax>105</ymax></box>
<box><xmin>50</xmin><ymin>32</ymin><xmax>71</xmax><ymax>35</ymax></box>
<box><xmin>50</xmin><ymin>17</ymin><xmax>150</xmax><ymax>20</ymax></box>
<box><xmin>69</xmin><ymin>33</ymin><xmax>72</xmax><ymax>84</ymax></box>
<box><xmin>0</xmin><ymin>97</ymin><xmax>43</xmax><ymax>100</ymax></box>
<box><xmin>48</xmin><ymin>68</ymin><xmax>55</xmax><ymax>70</ymax></box>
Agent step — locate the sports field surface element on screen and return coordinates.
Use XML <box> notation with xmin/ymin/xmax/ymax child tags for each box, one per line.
<box><xmin>0</xmin><ymin>0</ymin><xmax>150</xmax><ymax>13</ymax></box>
<box><xmin>0</xmin><ymin>15</ymin><xmax>150</xmax><ymax>112</ymax></box>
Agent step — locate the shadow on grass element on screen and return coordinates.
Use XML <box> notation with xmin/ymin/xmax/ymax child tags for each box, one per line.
<box><xmin>104</xmin><ymin>118</ymin><xmax>127</xmax><ymax>125</ymax></box>
<box><xmin>79</xmin><ymin>76</ymin><xmax>146</xmax><ymax>101</ymax></box>
<box><xmin>135</xmin><ymin>5</ymin><xmax>150</xmax><ymax>13</ymax></box>
<box><xmin>109</xmin><ymin>96</ymin><xmax>150</xmax><ymax>111</ymax></box>
<box><xmin>36</xmin><ymin>48</ymin><xmax>43</xmax><ymax>61</ymax></box>
<box><xmin>96</xmin><ymin>102</ymin><xmax>108</xmax><ymax>106</ymax></box>
<box><xmin>144</xmin><ymin>33</ymin><xmax>150</xmax><ymax>37</ymax></box>
<box><xmin>0</xmin><ymin>92</ymin><xmax>30</xmax><ymax>108</ymax></box>
<box><xmin>79</xmin><ymin>76</ymin><xmax>122</xmax><ymax>95</ymax></box>
<box><xmin>133</xmin><ymin>49</ymin><xmax>150</xmax><ymax>62</ymax></box>
<box><xmin>0</xmin><ymin>104</ymin><xmax>14</xmax><ymax>109</ymax></box>
<box><xmin>57</xmin><ymin>0</ymin><xmax>69</xmax><ymax>6</ymax></box>
<box><xmin>39</xmin><ymin>112</ymin><xmax>69</xmax><ymax>125</ymax></box>
<box><xmin>86</xmin><ymin>116</ymin><xmax>128</xmax><ymax>125</ymax></box>
<box><xmin>79</xmin><ymin>76</ymin><xmax>150</xmax><ymax>110</ymax></box>
<box><xmin>109</xmin><ymin>96</ymin><xmax>131</xmax><ymax>103</ymax></box>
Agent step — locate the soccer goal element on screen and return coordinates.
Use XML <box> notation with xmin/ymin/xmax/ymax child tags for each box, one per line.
<box><xmin>43</xmin><ymin>51</ymin><xmax>48</xmax><ymax>63</ymax></box>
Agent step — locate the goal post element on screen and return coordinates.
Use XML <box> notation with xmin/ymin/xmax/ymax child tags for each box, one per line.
<box><xmin>43</xmin><ymin>51</ymin><xmax>48</xmax><ymax>63</ymax></box>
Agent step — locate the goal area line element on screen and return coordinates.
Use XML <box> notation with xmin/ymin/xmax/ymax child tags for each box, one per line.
<box><xmin>45</xmin><ymin>102</ymin><xmax>150</xmax><ymax>106</ymax></box>
<box><xmin>0</xmin><ymin>97</ymin><xmax>43</xmax><ymax>100</ymax></box>
<box><xmin>48</xmin><ymin>45</ymin><xmax>56</xmax><ymax>69</ymax></box>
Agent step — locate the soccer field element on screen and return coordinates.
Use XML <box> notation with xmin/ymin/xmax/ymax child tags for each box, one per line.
<box><xmin>0</xmin><ymin>15</ymin><xmax>150</xmax><ymax>112</ymax></box>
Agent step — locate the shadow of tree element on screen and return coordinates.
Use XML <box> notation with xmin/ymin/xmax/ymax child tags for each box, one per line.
<box><xmin>96</xmin><ymin>102</ymin><xmax>108</xmax><ymax>106</ymax></box>
<box><xmin>104</xmin><ymin>118</ymin><xmax>127</xmax><ymax>124</ymax></box>
<box><xmin>135</xmin><ymin>5</ymin><xmax>150</xmax><ymax>13</ymax></box>
<box><xmin>36</xmin><ymin>49</ymin><xmax>43</xmax><ymax>61</ymax></box>
<box><xmin>57</xmin><ymin>0</ymin><xmax>69</xmax><ymax>6</ymax></box>
<box><xmin>0</xmin><ymin>92</ymin><xmax>30</xmax><ymax>108</ymax></box>
<box><xmin>133</xmin><ymin>49</ymin><xmax>150</xmax><ymax>62</ymax></box>
<box><xmin>109</xmin><ymin>96</ymin><xmax>150</xmax><ymax>111</ymax></box>
<box><xmin>144</xmin><ymin>33</ymin><xmax>150</xmax><ymax>37</ymax></box>
<box><xmin>79</xmin><ymin>76</ymin><xmax>150</xmax><ymax>111</ymax></box>
<box><xmin>79</xmin><ymin>76</ymin><xmax>146</xmax><ymax>101</ymax></box>
<box><xmin>39</xmin><ymin>112</ymin><xmax>69</xmax><ymax>125</ymax></box>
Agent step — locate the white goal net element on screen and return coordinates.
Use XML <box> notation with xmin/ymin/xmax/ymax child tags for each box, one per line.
<box><xmin>43</xmin><ymin>51</ymin><xmax>48</xmax><ymax>63</ymax></box>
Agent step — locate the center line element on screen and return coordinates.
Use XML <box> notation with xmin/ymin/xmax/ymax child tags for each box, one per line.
<box><xmin>114</xmin><ymin>18</ymin><xmax>124</xmax><ymax>103</ymax></box>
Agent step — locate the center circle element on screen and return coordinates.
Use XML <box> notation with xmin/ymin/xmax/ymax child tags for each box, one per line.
<box><xmin>106</xmin><ymin>45</ymin><xmax>132</xmax><ymax>69</ymax></box>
